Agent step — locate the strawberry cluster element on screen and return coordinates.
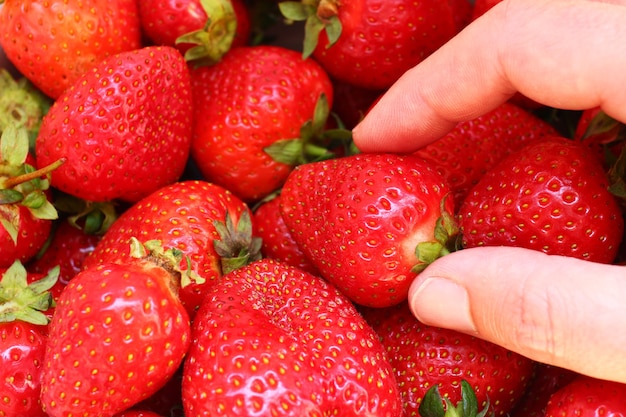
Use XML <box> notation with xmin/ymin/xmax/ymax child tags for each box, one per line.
<box><xmin>1</xmin><ymin>0</ymin><xmax>626</xmax><ymax>416</ymax></box>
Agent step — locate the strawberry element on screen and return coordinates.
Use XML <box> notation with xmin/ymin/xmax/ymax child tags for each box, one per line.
<box><xmin>27</xmin><ymin>218</ymin><xmax>102</xmax><ymax>285</ymax></box>
<box><xmin>0</xmin><ymin>260</ymin><xmax>58</xmax><ymax>417</ymax></box>
<box><xmin>182</xmin><ymin>258</ymin><xmax>402</xmax><ymax>416</ymax></box>
<box><xmin>189</xmin><ymin>44</ymin><xmax>334</xmax><ymax>203</ymax></box>
<box><xmin>0</xmin><ymin>0</ymin><xmax>142</xmax><ymax>99</ymax></box>
<box><xmin>138</xmin><ymin>0</ymin><xmax>251</xmax><ymax>64</ymax></box>
<box><xmin>40</xmin><ymin>240</ymin><xmax>193</xmax><ymax>417</ymax></box>
<box><xmin>83</xmin><ymin>180</ymin><xmax>262</xmax><ymax>319</ymax></box>
<box><xmin>509</xmin><ymin>363</ymin><xmax>579</xmax><ymax>417</ymax></box>
<box><xmin>414</xmin><ymin>102</ymin><xmax>559</xmax><ymax>209</ymax></box>
<box><xmin>35</xmin><ymin>46</ymin><xmax>193</xmax><ymax>204</ymax></box>
<box><xmin>279</xmin><ymin>0</ymin><xmax>459</xmax><ymax>90</ymax></box>
<box><xmin>360</xmin><ymin>301</ymin><xmax>535</xmax><ymax>417</ymax></box>
<box><xmin>0</xmin><ymin>123</ymin><xmax>61</xmax><ymax>268</ymax></box>
<box><xmin>458</xmin><ymin>136</ymin><xmax>625</xmax><ymax>264</ymax></box>
<box><xmin>252</xmin><ymin>192</ymin><xmax>320</xmax><ymax>276</ymax></box>
<box><xmin>280</xmin><ymin>153</ymin><xmax>458</xmax><ymax>308</ymax></box>
<box><xmin>114</xmin><ymin>411</ymin><xmax>165</xmax><ymax>417</ymax></box>
<box><xmin>544</xmin><ymin>375</ymin><xmax>626</xmax><ymax>416</ymax></box>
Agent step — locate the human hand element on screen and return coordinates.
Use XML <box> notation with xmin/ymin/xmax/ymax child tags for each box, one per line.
<box><xmin>352</xmin><ymin>0</ymin><xmax>626</xmax><ymax>384</ymax></box>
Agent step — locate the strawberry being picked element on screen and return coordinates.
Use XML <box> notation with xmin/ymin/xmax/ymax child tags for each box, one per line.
<box><xmin>35</xmin><ymin>46</ymin><xmax>193</xmax><ymax>204</ymax></box>
<box><xmin>182</xmin><ymin>258</ymin><xmax>402</xmax><ymax>416</ymax></box>
<box><xmin>279</xmin><ymin>0</ymin><xmax>459</xmax><ymax>90</ymax></box>
<box><xmin>360</xmin><ymin>302</ymin><xmax>535</xmax><ymax>417</ymax></box>
<box><xmin>189</xmin><ymin>44</ymin><xmax>335</xmax><ymax>203</ymax></box>
<box><xmin>458</xmin><ymin>136</ymin><xmax>624</xmax><ymax>264</ymax></box>
<box><xmin>40</xmin><ymin>240</ymin><xmax>193</xmax><ymax>417</ymax></box>
<box><xmin>280</xmin><ymin>153</ymin><xmax>459</xmax><ymax>307</ymax></box>
<box><xmin>0</xmin><ymin>0</ymin><xmax>142</xmax><ymax>99</ymax></box>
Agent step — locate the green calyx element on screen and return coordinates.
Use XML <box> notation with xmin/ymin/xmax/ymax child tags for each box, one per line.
<box><xmin>0</xmin><ymin>123</ymin><xmax>64</xmax><ymax>244</ymax></box>
<box><xmin>213</xmin><ymin>210</ymin><xmax>263</xmax><ymax>275</ymax></box>
<box><xmin>264</xmin><ymin>93</ymin><xmax>355</xmax><ymax>166</ymax></box>
<box><xmin>53</xmin><ymin>192</ymin><xmax>118</xmax><ymax>235</ymax></box>
<box><xmin>412</xmin><ymin>195</ymin><xmax>461</xmax><ymax>274</ymax></box>
<box><xmin>0</xmin><ymin>260</ymin><xmax>59</xmax><ymax>326</ymax></box>
<box><xmin>278</xmin><ymin>0</ymin><xmax>342</xmax><ymax>59</ymax></box>
<box><xmin>419</xmin><ymin>380</ymin><xmax>492</xmax><ymax>417</ymax></box>
<box><xmin>177</xmin><ymin>0</ymin><xmax>238</xmax><ymax>66</ymax></box>
<box><xmin>0</xmin><ymin>69</ymin><xmax>52</xmax><ymax>151</ymax></box>
<box><xmin>129</xmin><ymin>237</ymin><xmax>206</xmax><ymax>289</ymax></box>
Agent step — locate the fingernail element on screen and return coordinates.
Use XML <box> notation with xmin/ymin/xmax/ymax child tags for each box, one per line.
<box><xmin>410</xmin><ymin>277</ymin><xmax>477</xmax><ymax>334</ymax></box>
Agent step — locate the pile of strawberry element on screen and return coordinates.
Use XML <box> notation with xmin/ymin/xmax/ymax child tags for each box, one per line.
<box><xmin>1</xmin><ymin>0</ymin><xmax>626</xmax><ymax>416</ymax></box>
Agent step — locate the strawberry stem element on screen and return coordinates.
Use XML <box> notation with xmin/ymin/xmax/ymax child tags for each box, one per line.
<box><xmin>2</xmin><ymin>157</ymin><xmax>66</xmax><ymax>189</ymax></box>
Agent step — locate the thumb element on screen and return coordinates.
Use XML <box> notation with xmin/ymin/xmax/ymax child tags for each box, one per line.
<box><xmin>408</xmin><ymin>246</ymin><xmax>626</xmax><ymax>384</ymax></box>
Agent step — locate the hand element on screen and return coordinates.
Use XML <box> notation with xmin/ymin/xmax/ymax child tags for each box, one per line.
<box><xmin>353</xmin><ymin>0</ymin><xmax>626</xmax><ymax>384</ymax></box>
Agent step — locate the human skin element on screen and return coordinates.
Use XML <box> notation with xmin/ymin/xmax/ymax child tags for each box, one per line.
<box><xmin>352</xmin><ymin>0</ymin><xmax>626</xmax><ymax>384</ymax></box>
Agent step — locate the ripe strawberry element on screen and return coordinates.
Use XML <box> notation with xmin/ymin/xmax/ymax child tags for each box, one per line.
<box><xmin>0</xmin><ymin>0</ymin><xmax>142</xmax><ymax>99</ymax></box>
<box><xmin>280</xmin><ymin>153</ymin><xmax>458</xmax><ymax>307</ymax></box>
<box><xmin>279</xmin><ymin>0</ymin><xmax>458</xmax><ymax>90</ymax></box>
<box><xmin>115</xmin><ymin>411</ymin><xmax>165</xmax><ymax>417</ymax></box>
<box><xmin>544</xmin><ymin>375</ymin><xmax>626</xmax><ymax>416</ymax></box>
<box><xmin>0</xmin><ymin>123</ymin><xmax>61</xmax><ymax>268</ymax></box>
<box><xmin>27</xmin><ymin>218</ymin><xmax>102</xmax><ymax>285</ymax></box>
<box><xmin>414</xmin><ymin>102</ymin><xmax>559</xmax><ymax>209</ymax></box>
<box><xmin>458</xmin><ymin>136</ymin><xmax>625</xmax><ymax>264</ymax></box>
<box><xmin>83</xmin><ymin>180</ymin><xmax>262</xmax><ymax>319</ymax></box>
<box><xmin>35</xmin><ymin>46</ymin><xmax>193</xmax><ymax>203</ymax></box>
<box><xmin>189</xmin><ymin>44</ymin><xmax>334</xmax><ymax>203</ymax></box>
<box><xmin>509</xmin><ymin>364</ymin><xmax>579</xmax><ymax>417</ymax></box>
<box><xmin>360</xmin><ymin>302</ymin><xmax>535</xmax><ymax>417</ymax></box>
<box><xmin>182</xmin><ymin>258</ymin><xmax>402</xmax><ymax>416</ymax></box>
<box><xmin>40</xmin><ymin>240</ymin><xmax>192</xmax><ymax>417</ymax></box>
<box><xmin>138</xmin><ymin>0</ymin><xmax>251</xmax><ymax>64</ymax></box>
<box><xmin>0</xmin><ymin>260</ymin><xmax>58</xmax><ymax>417</ymax></box>
<box><xmin>253</xmin><ymin>193</ymin><xmax>320</xmax><ymax>276</ymax></box>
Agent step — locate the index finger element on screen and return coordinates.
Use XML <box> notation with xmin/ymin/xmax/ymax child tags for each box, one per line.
<box><xmin>352</xmin><ymin>0</ymin><xmax>626</xmax><ymax>153</ymax></box>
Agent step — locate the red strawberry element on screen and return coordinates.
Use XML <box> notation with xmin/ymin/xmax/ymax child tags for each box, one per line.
<box><xmin>544</xmin><ymin>375</ymin><xmax>626</xmax><ymax>417</ymax></box>
<box><xmin>280</xmin><ymin>153</ymin><xmax>458</xmax><ymax>308</ymax></box>
<box><xmin>509</xmin><ymin>363</ymin><xmax>579</xmax><ymax>417</ymax></box>
<box><xmin>0</xmin><ymin>260</ymin><xmax>58</xmax><ymax>417</ymax></box>
<box><xmin>414</xmin><ymin>101</ymin><xmax>559</xmax><ymax>209</ymax></box>
<box><xmin>27</xmin><ymin>218</ymin><xmax>102</xmax><ymax>285</ymax></box>
<box><xmin>189</xmin><ymin>44</ymin><xmax>334</xmax><ymax>203</ymax></box>
<box><xmin>0</xmin><ymin>0</ymin><xmax>141</xmax><ymax>99</ymax></box>
<box><xmin>40</xmin><ymin>240</ymin><xmax>192</xmax><ymax>417</ymax></box>
<box><xmin>138</xmin><ymin>0</ymin><xmax>251</xmax><ymax>63</ymax></box>
<box><xmin>35</xmin><ymin>46</ymin><xmax>193</xmax><ymax>203</ymax></box>
<box><xmin>252</xmin><ymin>193</ymin><xmax>320</xmax><ymax>276</ymax></box>
<box><xmin>182</xmin><ymin>258</ymin><xmax>402</xmax><ymax>416</ymax></box>
<box><xmin>83</xmin><ymin>180</ymin><xmax>262</xmax><ymax>319</ymax></box>
<box><xmin>0</xmin><ymin>123</ymin><xmax>61</xmax><ymax>268</ymax></box>
<box><xmin>458</xmin><ymin>136</ymin><xmax>625</xmax><ymax>264</ymax></box>
<box><xmin>360</xmin><ymin>301</ymin><xmax>535</xmax><ymax>417</ymax></box>
<box><xmin>279</xmin><ymin>0</ymin><xmax>459</xmax><ymax>90</ymax></box>
<box><xmin>115</xmin><ymin>411</ymin><xmax>165</xmax><ymax>417</ymax></box>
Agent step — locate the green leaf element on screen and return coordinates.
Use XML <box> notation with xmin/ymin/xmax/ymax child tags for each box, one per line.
<box><xmin>213</xmin><ymin>210</ymin><xmax>263</xmax><ymax>275</ymax></box>
<box><xmin>324</xmin><ymin>14</ymin><xmax>342</xmax><ymax>46</ymax></box>
<box><xmin>0</xmin><ymin>260</ymin><xmax>58</xmax><ymax>325</ymax></box>
<box><xmin>0</xmin><ymin>188</ymin><xmax>24</xmax><ymax>204</ymax></box>
<box><xmin>278</xmin><ymin>1</ymin><xmax>312</xmax><ymax>21</ymax></box>
<box><xmin>419</xmin><ymin>385</ymin><xmax>445</xmax><ymax>417</ymax></box>
<box><xmin>1</xmin><ymin>123</ymin><xmax>29</xmax><ymax>166</ymax></box>
<box><xmin>302</xmin><ymin>15</ymin><xmax>326</xmax><ymax>58</ymax></box>
<box><xmin>27</xmin><ymin>198</ymin><xmax>59</xmax><ymax>221</ymax></box>
<box><xmin>0</xmin><ymin>209</ymin><xmax>19</xmax><ymax>244</ymax></box>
